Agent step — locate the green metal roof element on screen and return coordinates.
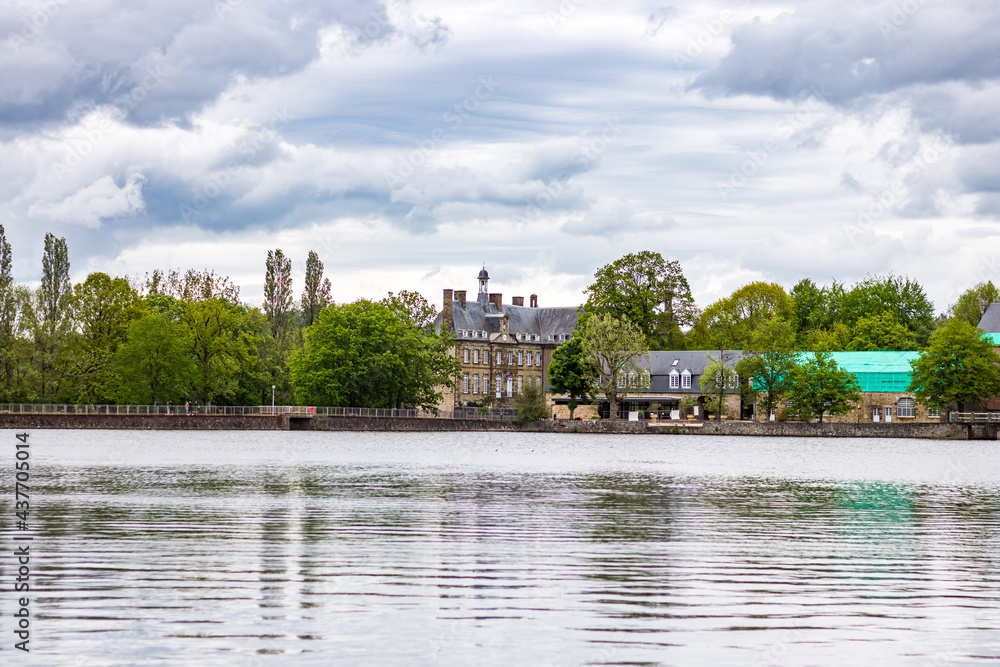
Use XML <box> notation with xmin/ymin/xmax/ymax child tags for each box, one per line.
<box><xmin>798</xmin><ymin>351</ymin><xmax>920</xmax><ymax>393</ymax></box>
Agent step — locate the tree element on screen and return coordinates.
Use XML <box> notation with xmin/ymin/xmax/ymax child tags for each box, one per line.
<box><xmin>699</xmin><ymin>355</ymin><xmax>740</xmax><ymax>420</ymax></box>
<box><xmin>840</xmin><ymin>275</ymin><xmax>936</xmax><ymax>346</ymax></box>
<box><xmin>584</xmin><ymin>251</ymin><xmax>697</xmax><ymax>348</ymax></box>
<box><xmin>34</xmin><ymin>233</ymin><xmax>73</xmax><ymax>401</ymax></box>
<box><xmin>698</xmin><ymin>282</ymin><xmax>796</xmax><ymax>350</ymax></box>
<box><xmin>948</xmin><ymin>282</ymin><xmax>1000</xmax><ymax>326</ymax></box>
<box><xmin>290</xmin><ymin>299</ymin><xmax>459</xmax><ymax>409</ymax></box>
<box><xmin>547</xmin><ymin>334</ymin><xmax>597</xmax><ymax>418</ymax></box>
<box><xmin>907</xmin><ymin>319</ymin><xmax>1000</xmax><ymax>412</ymax></box>
<box><xmin>64</xmin><ymin>273</ymin><xmax>142</xmax><ymax>402</ymax></box>
<box><xmin>113</xmin><ymin>314</ymin><xmax>196</xmax><ymax>404</ymax></box>
<box><xmin>785</xmin><ymin>352</ymin><xmax>861</xmax><ymax>423</ymax></box>
<box><xmin>263</xmin><ymin>249</ymin><xmax>294</xmax><ymax>339</ymax></box>
<box><xmin>301</xmin><ymin>250</ymin><xmax>333</xmax><ymax>327</ymax></box>
<box><xmin>790</xmin><ymin>278</ymin><xmax>845</xmax><ymax>334</ymax></box>
<box><xmin>145</xmin><ymin>268</ymin><xmax>240</xmax><ymax>304</ymax></box>
<box><xmin>176</xmin><ymin>298</ymin><xmax>258</xmax><ymax>405</ymax></box>
<box><xmin>736</xmin><ymin>317</ymin><xmax>798</xmax><ymax>421</ymax></box>
<box><xmin>578</xmin><ymin>313</ymin><xmax>649</xmax><ymax>419</ymax></box>
<box><xmin>515</xmin><ymin>382</ymin><xmax>549</xmax><ymax>423</ymax></box>
<box><xmin>0</xmin><ymin>224</ymin><xmax>15</xmax><ymax>398</ymax></box>
<box><xmin>846</xmin><ymin>312</ymin><xmax>918</xmax><ymax>351</ymax></box>
<box><xmin>382</xmin><ymin>290</ymin><xmax>437</xmax><ymax>330</ymax></box>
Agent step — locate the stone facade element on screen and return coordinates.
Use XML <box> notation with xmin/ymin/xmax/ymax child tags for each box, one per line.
<box><xmin>434</xmin><ymin>269</ymin><xmax>580</xmax><ymax>411</ymax></box>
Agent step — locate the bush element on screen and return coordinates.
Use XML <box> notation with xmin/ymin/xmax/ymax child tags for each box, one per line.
<box><xmin>515</xmin><ymin>384</ymin><xmax>549</xmax><ymax>424</ymax></box>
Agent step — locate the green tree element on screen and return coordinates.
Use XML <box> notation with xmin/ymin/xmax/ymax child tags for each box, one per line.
<box><xmin>301</xmin><ymin>250</ymin><xmax>333</xmax><ymax>327</ymax></box>
<box><xmin>34</xmin><ymin>233</ymin><xmax>73</xmax><ymax>401</ymax></box>
<box><xmin>578</xmin><ymin>313</ymin><xmax>649</xmax><ymax>419</ymax></box>
<box><xmin>382</xmin><ymin>290</ymin><xmax>438</xmax><ymax>329</ymax></box>
<box><xmin>907</xmin><ymin>319</ymin><xmax>1000</xmax><ymax>412</ymax></box>
<box><xmin>64</xmin><ymin>273</ymin><xmax>143</xmax><ymax>402</ymax></box>
<box><xmin>846</xmin><ymin>312</ymin><xmax>918</xmax><ymax>351</ymax></box>
<box><xmin>790</xmin><ymin>278</ymin><xmax>845</xmax><ymax>334</ymax></box>
<box><xmin>583</xmin><ymin>251</ymin><xmax>697</xmax><ymax>348</ymax></box>
<box><xmin>0</xmin><ymin>224</ymin><xmax>15</xmax><ymax>399</ymax></box>
<box><xmin>263</xmin><ymin>249</ymin><xmax>294</xmax><ymax>339</ymax></box>
<box><xmin>840</xmin><ymin>275</ymin><xmax>936</xmax><ymax>346</ymax></box>
<box><xmin>514</xmin><ymin>382</ymin><xmax>549</xmax><ymax>423</ymax></box>
<box><xmin>698</xmin><ymin>282</ymin><xmax>796</xmax><ymax>350</ymax></box>
<box><xmin>547</xmin><ymin>334</ymin><xmax>597</xmax><ymax>418</ymax></box>
<box><xmin>699</xmin><ymin>354</ymin><xmax>740</xmax><ymax>420</ymax></box>
<box><xmin>736</xmin><ymin>317</ymin><xmax>798</xmax><ymax>421</ymax></box>
<box><xmin>290</xmin><ymin>299</ymin><xmax>459</xmax><ymax>409</ymax></box>
<box><xmin>145</xmin><ymin>268</ymin><xmax>241</xmax><ymax>303</ymax></box>
<box><xmin>785</xmin><ymin>352</ymin><xmax>861</xmax><ymax>423</ymax></box>
<box><xmin>113</xmin><ymin>313</ymin><xmax>196</xmax><ymax>404</ymax></box>
<box><xmin>947</xmin><ymin>281</ymin><xmax>1000</xmax><ymax>327</ymax></box>
<box><xmin>176</xmin><ymin>298</ymin><xmax>258</xmax><ymax>405</ymax></box>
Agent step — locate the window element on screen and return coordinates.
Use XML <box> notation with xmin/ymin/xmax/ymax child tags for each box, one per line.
<box><xmin>508</xmin><ymin>351</ymin><xmax>513</xmax><ymax>365</ymax></box>
<box><xmin>671</xmin><ymin>359</ymin><xmax>679</xmax><ymax>367</ymax></box>
<box><xmin>463</xmin><ymin>373</ymin><xmax>469</xmax><ymax>394</ymax></box>
<box><xmin>473</xmin><ymin>349</ymin><xmax>479</xmax><ymax>364</ymax></box>
<box><xmin>472</xmin><ymin>374</ymin><xmax>479</xmax><ymax>394</ymax></box>
<box><xmin>518</xmin><ymin>351</ymin><xmax>523</xmax><ymax>366</ymax></box>
<box><xmin>518</xmin><ymin>375</ymin><xmax>523</xmax><ymax>393</ymax></box>
<box><xmin>497</xmin><ymin>350</ymin><xmax>502</xmax><ymax>365</ymax></box>
<box><xmin>681</xmin><ymin>370</ymin><xmax>692</xmax><ymax>389</ymax></box>
<box><xmin>897</xmin><ymin>397</ymin><xmax>916</xmax><ymax>418</ymax></box>
<box><xmin>482</xmin><ymin>349</ymin><xmax>487</xmax><ymax>364</ymax></box>
<box><xmin>463</xmin><ymin>348</ymin><xmax>469</xmax><ymax>364</ymax></box>
<box><xmin>483</xmin><ymin>373</ymin><xmax>489</xmax><ymax>394</ymax></box>
<box><xmin>727</xmin><ymin>373</ymin><xmax>739</xmax><ymax>389</ymax></box>
<box><xmin>669</xmin><ymin>370</ymin><xmax>679</xmax><ymax>389</ymax></box>
<box><xmin>534</xmin><ymin>334</ymin><xmax>540</xmax><ymax>342</ymax></box>
<box><xmin>927</xmin><ymin>406</ymin><xmax>941</xmax><ymax>418</ymax></box>
<box><xmin>496</xmin><ymin>374</ymin><xmax>502</xmax><ymax>394</ymax></box>
<box><xmin>526</xmin><ymin>351</ymin><xmax>532</xmax><ymax>367</ymax></box>
<box><xmin>535</xmin><ymin>352</ymin><xmax>541</xmax><ymax>366</ymax></box>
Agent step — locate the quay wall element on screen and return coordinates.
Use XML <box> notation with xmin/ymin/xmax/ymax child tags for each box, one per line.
<box><xmin>0</xmin><ymin>413</ymin><xmax>991</xmax><ymax>439</ymax></box>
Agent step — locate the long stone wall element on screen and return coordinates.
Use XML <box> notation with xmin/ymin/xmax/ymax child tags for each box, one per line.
<box><xmin>0</xmin><ymin>413</ymin><xmax>990</xmax><ymax>439</ymax></box>
<box><xmin>0</xmin><ymin>414</ymin><xmax>283</xmax><ymax>430</ymax></box>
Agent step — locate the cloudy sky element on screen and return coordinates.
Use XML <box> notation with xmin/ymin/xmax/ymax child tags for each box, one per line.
<box><xmin>2</xmin><ymin>0</ymin><xmax>998</xmax><ymax>313</ymax></box>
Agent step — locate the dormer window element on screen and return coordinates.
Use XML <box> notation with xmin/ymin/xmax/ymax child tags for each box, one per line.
<box><xmin>669</xmin><ymin>369</ymin><xmax>680</xmax><ymax>389</ymax></box>
<box><xmin>681</xmin><ymin>370</ymin><xmax>692</xmax><ymax>389</ymax></box>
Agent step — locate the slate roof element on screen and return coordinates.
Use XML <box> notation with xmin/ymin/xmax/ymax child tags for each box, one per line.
<box><xmin>437</xmin><ymin>299</ymin><xmax>580</xmax><ymax>339</ymax></box>
<box><xmin>979</xmin><ymin>304</ymin><xmax>1000</xmax><ymax>333</ymax></box>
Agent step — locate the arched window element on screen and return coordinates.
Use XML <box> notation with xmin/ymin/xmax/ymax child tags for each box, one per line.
<box><xmin>897</xmin><ymin>397</ymin><xmax>916</xmax><ymax>418</ymax></box>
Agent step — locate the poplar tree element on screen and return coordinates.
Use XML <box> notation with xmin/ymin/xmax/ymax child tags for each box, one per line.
<box><xmin>36</xmin><ymin>233</ymin><xmax>72</xmax><ymax>400</ymax></box>
<box><xmin>263</xmin><ymin>249</ymin><xmax>293</xmax><ymax>338</ymax></box>
<box><xmin>0</xmin><ymin>225</ymin><xmax>15</xmax><ymax>397</ymax></box>
<box><xmin>301</xmin><ymin>250</ymin><xmax>332</xmax><ymax>327</ymax></box>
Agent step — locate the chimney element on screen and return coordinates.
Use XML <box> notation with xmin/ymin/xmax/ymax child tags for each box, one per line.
<box><xmin>489</xmin><ymin>293</ymin><xmax>502</xmax><ymax>311</ymax></box>
<box><xmin>512</xmin><ymin>296</ymin><xmax>524</xmax><ymax>307</ymax></box>
<box><xmin>530</xmin><ymin>294</ymin><xmax>538</xmax><ymax>308</ymax></box>
<box><xmin>981</xmin><ymin>296</ymin><xmax>990</xmax><ymax>319</ymax></box>
<box><xmin>442</xmin><ymin>289</ymin><xmax>453</xmax><ymax>333</ymax></box>
<box><xmin>455</xmin><ymin>290</ymin><xmax>467</xmax><ymax>309</ymax></box>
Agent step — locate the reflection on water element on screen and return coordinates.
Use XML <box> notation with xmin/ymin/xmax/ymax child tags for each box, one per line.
<box><xmin>2</xmin><ymin>430</ymin><xmax>1000</xmax><ymax>665</ymax></box>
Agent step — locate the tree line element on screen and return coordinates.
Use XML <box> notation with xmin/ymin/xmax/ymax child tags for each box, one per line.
<box><xmin>0</xmin><ymin>228</ymin><xmax>458</xmax><ymax>409</ymax></box>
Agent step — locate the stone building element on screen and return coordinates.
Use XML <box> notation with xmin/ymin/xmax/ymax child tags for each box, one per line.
<box><xmin>554</xmin><ymin>349</ymin><xmax>941</xmax><ymax>423</ymax></box>
<box><xmin>433</xmin><ymin>268</ymin><xmax>580</xmax><ymax>411</ymax></box>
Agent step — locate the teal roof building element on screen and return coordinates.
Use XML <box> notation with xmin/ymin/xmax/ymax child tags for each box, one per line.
<box><xmin>808</xmin><ymin>351</ymin><xmax>919</xmax><ymax>393</ymax></box>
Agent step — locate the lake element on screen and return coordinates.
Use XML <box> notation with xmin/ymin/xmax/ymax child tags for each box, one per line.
<box><xmin>3</xmin><ymin>430</ymin><xmax>999</xmax><ymax>665</ymax></box>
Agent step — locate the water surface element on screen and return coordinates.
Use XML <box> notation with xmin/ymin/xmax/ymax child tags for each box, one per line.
<box><xmin>2</xmin><ymin>430</ymin><xmax>999</xmax><ymax>665</ymax></box>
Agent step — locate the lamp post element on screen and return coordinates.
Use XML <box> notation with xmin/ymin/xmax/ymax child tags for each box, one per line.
<box><xmin>272</xmin><ymin>385</ymin><xmax>276</xmax><ymax>414</ymax></box>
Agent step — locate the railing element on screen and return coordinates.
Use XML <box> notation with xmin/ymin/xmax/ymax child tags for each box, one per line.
<box><xmin>950</xmin><ymin>412</ymin><xmax>1000</xmax><ymax>423</ymax></box>
<box><xmin>0</xmin><ymin>404</ymin><xmax>520</xmax><ymax>421</ymax></box>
